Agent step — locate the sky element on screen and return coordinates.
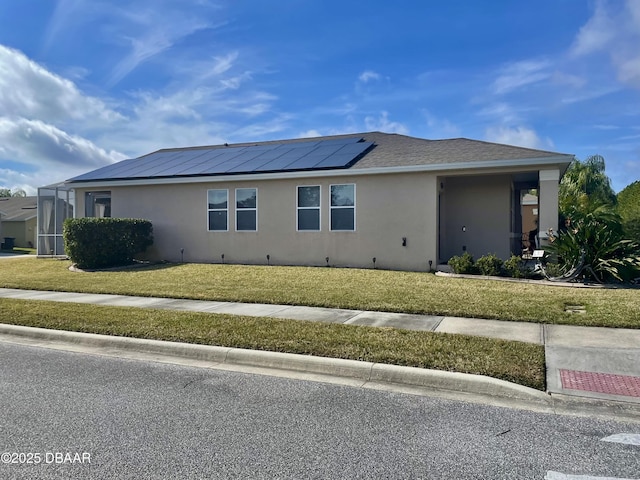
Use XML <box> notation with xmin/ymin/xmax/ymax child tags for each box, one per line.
<box><xmin>0</xmin><ymin>0</ymin><xmax>639</xmax><ymax>195</ymax></box>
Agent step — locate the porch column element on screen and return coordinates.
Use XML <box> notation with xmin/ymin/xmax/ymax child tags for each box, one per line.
<box><xmin>538</xmin><ymin>169</ymin><xmax>560</xmax><ymax>246</ymax></box>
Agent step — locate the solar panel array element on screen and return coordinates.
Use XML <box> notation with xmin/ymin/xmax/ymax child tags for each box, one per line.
<box><xmin>69</xmin><ymin>137</ymin><xmax>373</xmax><ymax>182</ymax></box>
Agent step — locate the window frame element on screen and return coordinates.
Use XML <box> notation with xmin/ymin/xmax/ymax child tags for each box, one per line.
<box><xmin>235</xmin><ymin>187</ymin><xmax>258</xmax><ymax>232</ymax></box>
<box><xmin>329</xmin><ymin>183</ymin><xmax>356</xmax><ymax>232</ymax></box>
<box><xmin>296</xmin><ymin>185</ymin><xmax>321</xmax><ymax>232</ymax></box>
<box><xmin>207</xmin><ymin>189</ymin><xmax>229</xmax><ymax>232</ymax></box>
<box><xmin>84</xmin><ymin>191</ymin><xmax>111</xmax><ymax>218</ymax></box>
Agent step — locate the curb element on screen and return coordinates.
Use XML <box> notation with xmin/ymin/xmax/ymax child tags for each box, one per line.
<box><xmin>0</xmin><ymin>323</ymin><xmax>550</xmax><ymax>406</ymax></box>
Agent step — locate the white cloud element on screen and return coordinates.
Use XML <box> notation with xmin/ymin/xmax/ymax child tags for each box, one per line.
<box><xmin>298</xmin><ymin>129</ymin><xmax>322</xmax><ymax>139</ymax></box>
<box><xmin>358</xmin><ymin>70</ymin><xmax>381</xmax><ymax>83</ymax></box>
<box><xmin>364</xmin><ymin>111</ymin><xmax>409</xmax><ymax>135</ymax></box>
<box><xmin>422</xmin><ymin>110</ymin><xmax>460</xmax><ymax>138</ymax></box>
<box><xmin>209</xmin><ymin>52</ymin><xmax>239</xmax><ymax>77</ymax></box>
<box><xmin>485</xmin><ymin>126</ymin><xmax>554</xmax><ymax>150</ymax></box>
<box><xmin>0</xmin><ymin>118</ymin><xmax>125</xmax><ymax>170</ymax></box>
<box><xmin>42</xmin><ymin>0</ymin><xmax>87</xmax><ymax>52</ymax></box>
<box><xmin>0</xmin><ymin>45</ymin><xmax>123</xmax><ymax>126</ymax></box>
<box><xmin>570</xmin><ymin>1</ymin><xmax>616</xmax><ymax>56</ymax></box>
<box><xmin>476</xmin><ymin>102</ymin><xmax>530</xmax><ymax>125</ymax></box>
<box><xmin>551</xmin><ymin>71</ymin><xmax>586</xmax><ymax>89</ymax></box>
<box><xmin>108</xmin><ymin>15</ymin><xmax>211</xmax><ymax>86</ymax></box>
<box><xmin>571</xmin><ymin>0</ymin><xmax>640</xmax><ymax>89</ymax></box>
<box><xmin>492</xmin><ymin>59</ymin><xmax>552</xmax><ymax>94</ymax></box>
<box><xmin>0</xmin><ymin>168</ymin><xmax>38</xmax><ymax>195</ymax></box>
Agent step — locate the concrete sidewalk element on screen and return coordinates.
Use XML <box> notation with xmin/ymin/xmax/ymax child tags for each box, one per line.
<box><xmin>1</xmin><ymin>287</ymin><xmax>639</xmax><ymax>410</ymax></box>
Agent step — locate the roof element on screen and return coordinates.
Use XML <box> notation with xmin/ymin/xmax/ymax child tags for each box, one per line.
<box><xmin>67</xmin><ymin>131</ymin><xmax>574</xmax><ymax>185</ymax></box>
<box><xmin>0</xmin><ymin>196</ymin><xmax>38</xmax><ymax>221</ymax></box>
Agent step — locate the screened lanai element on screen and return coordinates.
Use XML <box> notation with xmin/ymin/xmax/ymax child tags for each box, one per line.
<box><xmin>37</xmin><ymin>183</ymin><xmax>75</xmax><ymax>257</ymax></box>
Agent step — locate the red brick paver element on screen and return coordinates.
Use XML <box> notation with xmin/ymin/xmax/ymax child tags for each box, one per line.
<box><xmin>560</xmin><ymin>369</ymin><xmax>640</xmax><ymax>398</ymax></box>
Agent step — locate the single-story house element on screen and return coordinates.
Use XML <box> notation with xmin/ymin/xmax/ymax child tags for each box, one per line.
<box><xmin>0</xmin><ymin>196</ymin><xmax>38</xmax><ymax>248</ymax></box>
<box><xmin>39</xmin><ymin>132</ymin><xmax>573</xmax><ymax>271</ymax></box>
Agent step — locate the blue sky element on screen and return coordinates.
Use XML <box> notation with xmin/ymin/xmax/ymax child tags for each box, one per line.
<box><xmin>0</xmin><ymin>0</ymin><xmax>639</xmax><ymax>194</ymax></box>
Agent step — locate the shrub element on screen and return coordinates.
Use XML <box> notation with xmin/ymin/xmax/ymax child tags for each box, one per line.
<box><xmin>476</xmin><ymin>253</ymin><xmax>503</xmax><ymax>276</ymax></box>
<box><xmin>503</xmin><ymin>255</ymin><xmax>527</xmax><ymax>278</ymax></box>
<box><xmin>448</xmin><ymin>252</ymin><xmax>475</xmax><ymax>274</ymax></box>
<box><xmin>543</xmin><ymin>262</ymin><xmax>564</xmax><ymax>278</ymax></box>
<box><xmin>64</xmin><ymin>218</ymin><xmax>153</xmax><ymax>269</ymax></box>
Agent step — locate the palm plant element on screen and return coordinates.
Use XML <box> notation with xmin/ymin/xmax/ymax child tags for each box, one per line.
<box><xmin>545</xmin><ymin>204</ymin><xmax>640</xmax><ymax>282</ymax></box>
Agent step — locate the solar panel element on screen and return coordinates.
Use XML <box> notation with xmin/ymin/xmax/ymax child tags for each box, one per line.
<box><xmin>117</xmin><ymin>151</ymin><xmax>186</xmax><ymax>178</ymax></box>
<box><xmin>69</xmin><ymin>157</ymin><xmax>139</xmax><ymax>181</ymax></box>
<box><xmin>152</xmin><ymin>150</ymin><xmax>220</xmax><ymax>176</ymax></box>
<box><xmin>68</xmin><ymin>138</ymin><xmax>374</xmax><ymax>182</ymax></box>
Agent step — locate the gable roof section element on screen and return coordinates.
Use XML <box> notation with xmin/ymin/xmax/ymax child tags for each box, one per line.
<box><xmin>0</xmin><ymin>196</ymin><xmax>38</xmax><ymax>221</ymax></box>
<box><xmin>67</xmin><ymin>131</ymin><xmax>574</xmax><ymax>186</ymax></box>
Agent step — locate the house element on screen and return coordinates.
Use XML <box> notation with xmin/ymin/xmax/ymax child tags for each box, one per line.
<box><xmin>0</xmin><ymin>196</ymin><xmax>38</xmax><ymax>248</ymax></box>
<box><xmin>39</xmin><ymin>132</ymin><xmax>573</xmax><ymax>271</ymax></box>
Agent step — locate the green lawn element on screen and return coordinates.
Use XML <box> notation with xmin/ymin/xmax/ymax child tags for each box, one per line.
<box><xmin>1</xmin><ymin>257</ymin><xmax>639</xmax><ymax>328</ymax></box>
<box><xmin>0</xmin><ymin>298</ymin><xmax>546</xmax><ymax>390</ymax></box>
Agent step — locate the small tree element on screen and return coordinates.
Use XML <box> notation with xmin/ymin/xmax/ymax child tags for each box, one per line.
<box><xmin>0</xmin><ymin>188</ymin><xmax>26</xmax><ymax>197</ymax></box>
<box><xmin>617</xmin><ymin>180</ymin><xmax>640</xmax><ymax>243</ymax></box>
<box><xmin>559</xmin><ymin>155</ymin><xmax>616</xmax><ymax>219</ymax></box>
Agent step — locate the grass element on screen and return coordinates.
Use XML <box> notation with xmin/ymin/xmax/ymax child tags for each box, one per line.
<box><xmin>0</xmin><ymin>247</ymin><xmax>35</xmax><ymax>255</ymax></box>
<box><xmin>0</xmin><ymin>257</ymin><xmax>638</xmax><ymax>328</ymax></box>
<box><xmin>0</xmin><ymin>297</ymin><xmax>546</xmax><ymax>390</ymax></box>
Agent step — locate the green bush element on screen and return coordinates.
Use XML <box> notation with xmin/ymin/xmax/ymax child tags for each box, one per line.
<box><xmin>64</xmin><ymin>218</ymin><xmax>153</xmax><ymax>269</ymax></box>
<box><xmin>503</xmin><ymin>255</ymin><xmax>528</xmax><ymax>278</ymax></box>
<box><xmin>543</xmin><ymin>262</ymin><xmax>564</xmax><ymax>278</ymax></box>
<box><xmin>448</xmin><ymin>252</ymin><xmax>476</xmax><ymax>274</ymax></box>
<box><xmin>476</xmin><ymin>253</ymin><xmax>503</xmax><ymax>276</ymax></box>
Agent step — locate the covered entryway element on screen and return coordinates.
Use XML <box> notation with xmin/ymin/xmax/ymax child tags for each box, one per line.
<box><xmin>437</xmin><ymin>168</ymin><xmax>560</xmax><ymax>264</ymax></box>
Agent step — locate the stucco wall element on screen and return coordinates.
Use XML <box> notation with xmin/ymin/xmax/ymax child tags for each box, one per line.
<box><xmin>2</xmin><ymin>218</ymin><xmax>36</xmax><ymax>248</ymax></box>
<box><xmin>440</xmin><ymin>174</ymin><xmax>512</xmax><ymax>261</ymax></box>
<box><xmin>75</xmin><ymin>172</ymin><xmax>439</xmax><ymax>271</ymax></box>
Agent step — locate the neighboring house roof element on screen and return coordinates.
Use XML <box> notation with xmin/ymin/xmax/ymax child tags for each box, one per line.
<box><xmin>67</xmin><ymin>131</ymin><xmax>574</xmax><ymax>186</ymax></box>
<box><xmin>0</xmin><ymin>196</ymin><xmax>38</xmax><ymax>221</ymax></box>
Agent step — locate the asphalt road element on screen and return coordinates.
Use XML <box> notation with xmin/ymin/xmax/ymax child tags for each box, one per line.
<box><xmin>1</xmin><ymin>342</ymin><xmax>639</xmax><ymax>479</ymax></box>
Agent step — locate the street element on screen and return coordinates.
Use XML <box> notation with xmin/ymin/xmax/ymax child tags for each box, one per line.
<box><xmin>1</xmin><ymin>341</ymin><xmax>638</xmax><ymax>479</ymax></box>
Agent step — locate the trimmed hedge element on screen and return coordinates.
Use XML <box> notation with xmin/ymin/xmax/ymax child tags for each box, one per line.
<box><xmin>64</xmin><ymin>218</ymin><xmax>153</xmax><ymax>269</ymax></box>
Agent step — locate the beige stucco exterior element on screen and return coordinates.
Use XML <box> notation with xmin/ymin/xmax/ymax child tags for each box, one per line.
<box><xmin>71</xmin><ymin>165</ymin><xmax>563</xmax><ymax>271</ymax></box>
<box><xmin>439</xmin><ymin>174</ymin><xmax>512</xmax><ymax>261</ymax></box>
<box><xmin>75</xmin><ymin>171</ymin><xmax>440</xmax><ymax>271</ymax></box>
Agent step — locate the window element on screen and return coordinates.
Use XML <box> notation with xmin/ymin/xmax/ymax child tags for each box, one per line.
<box><xmin>85</xmin><ymin>191</ymin><xmax>111</xmax><ymax>218</ymax></box>
<box><xmin>330</xmin><ymin>184</ymin><xmax>355</xmax><ymax>231</ymax></box>
<box><xmin>297</xmin><ymin>185</ymin><xmax>320</xmax><ymax>231</ymax></box>
<box><xmin>208</xmin><ymin>189</ymin><xmax>228</xmax><ymax>231</ymax></box>
<box><xmin>236</xmin><ymin>188</ymin><xmax>257</xmax><ymax>231</ymax></box>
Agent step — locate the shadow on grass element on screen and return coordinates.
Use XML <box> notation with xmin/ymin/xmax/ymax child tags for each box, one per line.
<box><xmin>70</xmin><ymin>261</ymin><xmax>184</xmax><ymax>273</ymax></box>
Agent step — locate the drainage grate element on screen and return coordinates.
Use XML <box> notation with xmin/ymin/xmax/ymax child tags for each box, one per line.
<box><xmin>560</xmin><ymin>369</ymin><xmax>640</xmax><ymax>397</ymax></box>
<box><xmin>564</xmin><ymin>305</ymin><xmax>586</xmax><ymax>313</ymax></box>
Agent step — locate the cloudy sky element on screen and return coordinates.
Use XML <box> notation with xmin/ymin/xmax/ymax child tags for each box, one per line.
<box><xmin>0</xmin><ymin>0</ymin><xmax>639</xmax><ymax>194</ymax></box>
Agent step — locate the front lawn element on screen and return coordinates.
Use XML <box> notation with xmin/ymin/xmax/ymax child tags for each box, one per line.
<box><xmin>0</xmin><ymin>298</ymin><xmax>546</xmax><ymax>390</ymax></box>
<box><xmin>1</xmin><ymin>257</ymin><xmax>638</xmax><ymax>328</ymax></box>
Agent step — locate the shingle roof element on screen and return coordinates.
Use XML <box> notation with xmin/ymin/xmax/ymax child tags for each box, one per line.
<box><xmin>346</xmin><ymin>132</ymin><xmax>572</xmax><ymax>169</ymax></box>
<box><xmin>67</xmin><ymin>131</ymin><xmax>574</xmax><ymax>183</ymax></box>
<box><xmin>0</xmin><ymin>196</ymin><xmax>38</xmax><ymax>221</ymax></box>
